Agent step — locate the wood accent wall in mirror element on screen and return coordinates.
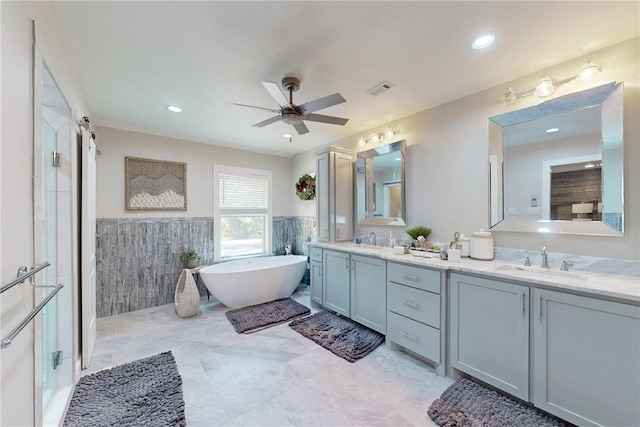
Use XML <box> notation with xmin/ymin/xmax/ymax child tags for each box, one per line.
<box><xmin>356</xmin><ymin>140</ymin><xmax>406</xmax><ymax>226</ymax></box>
<box><xmin>489</xmin><ymin>82</ymin><xmax>623</xmax><ymax>236</ymax></box>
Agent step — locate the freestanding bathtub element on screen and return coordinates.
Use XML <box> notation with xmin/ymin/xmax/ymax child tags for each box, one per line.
<box><xmin>199</xmin><ymin>255</ymin><xmax>307</xmax><ymax>308</ymax></box>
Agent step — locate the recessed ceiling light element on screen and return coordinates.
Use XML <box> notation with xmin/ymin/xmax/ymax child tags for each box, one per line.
<box><xmin>167</xmin><ymin>105</ymin><xmax>182</xmax><ymax>113</ymax></box>
<box><xmin>546</xmin><ymin>127</ymin><xmax>560</xmax><ymax>133</ymax></box>
<box><xmin>472</xmin><ymin>33</ymin><xmax>496</xmax><ymax>50</ymax></box>
<box><xmin>282</xmin><ymin>133</ymin><xmax>293</xmax><ymax>139</ymax></box>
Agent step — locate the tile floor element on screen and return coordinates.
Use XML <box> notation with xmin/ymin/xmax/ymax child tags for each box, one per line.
<box><xmin>87</xmin><ymin>289</ymin><xmax>453</xmax><ymax>426</ymax></box>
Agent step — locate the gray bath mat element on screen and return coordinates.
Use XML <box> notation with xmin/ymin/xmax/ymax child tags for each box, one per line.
<box><xmin>64</xmin><ymin>351</ymin><xmax>185</xmax><ymax>427</ymax></box>
<box><xmin>225</xmin><ymin>297</ymin><xmax>310</xmax><ymax>333</ymax></box>
<box><xmin>428</xmin><ymin>378</ymin><xmax>569</xmax><ymax>427</ymax></box>
<box><xmin>289</xmin><ymin>311</ymin><xmax>385</xmax><ymax>362</ymax></box>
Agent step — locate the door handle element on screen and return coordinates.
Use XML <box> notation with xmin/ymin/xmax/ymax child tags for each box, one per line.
<box><xmin>522</xmin><ymin>291</ymin><xmax>526</xmax><ymax>318</ymax></box>
<box><xmin>401</xmin><ymin>301</ymin><xmax>420</xmax><ymax>310</ymax></box>
<box><xmin>402</xmin><ymin>332</ymin><xmax>420</xmax><ymax>342</ymax></box>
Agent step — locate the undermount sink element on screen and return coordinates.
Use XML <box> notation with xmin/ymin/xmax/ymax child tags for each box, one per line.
<box><xmin>495</xmin><ymin>264</ymin><xmax>588</xmax><ymax>281</ymax></box>
<box><xmin>340</xmin><ymin>242</ymin><xmax>384</xmax><ymax>250</ymax></box>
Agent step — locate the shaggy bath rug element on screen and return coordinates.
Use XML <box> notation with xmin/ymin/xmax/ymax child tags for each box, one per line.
<box><xmin>63</xmin><ymin>351</ymin><xmax>185</xmax><ymax>427</ymax></box>
<box><xmin>289</xmin><ymin>311</ymin><xmax>385</xmax><ymax>362</ymax></box>
<box><xmin>225</xmin><ymin>297</ymin><xmax>310</xmax><ymax>333</ymax></box>
<box><xmin>428</xmin><ymin>377</ymin><xmax>569</xmax><ymax>427</ymax></box>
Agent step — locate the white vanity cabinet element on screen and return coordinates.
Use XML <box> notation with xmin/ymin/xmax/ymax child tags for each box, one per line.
<box><xmin>309</xmin><ymin>246</ymin><xmax>323</xmax><ymax>305</ymax></box>
<box><xmin>350</xmin><ymin>254</ymin><xmax>386</xmax><ymax>334</ymax></box>
<box><xmin>450</xmin><ymin>272</ymin><xmax>640</xmax><ymax>427</ymax></box>
<box><xmin>322</xmin><ymin>249</ymin><xmax>351</xmax><ymax>316</ymax></box>
<box><xmin>315</xmin><ymin>147</ymin><xmax>355</xmax><ymax>243</ymax></box>
<box><xmin>533</xmin><ymin>289</ymin><xmax>640</xmax><ymax>427</ymax></box>
<box><xmin>387</xmin><ymin>262</ymin><xmax>446</xmax><ymax>375</ymax></box>
<box><xmin>320</xmin><ymin>248</ymin><xmax>387</xmax><ymax>333</ymax></box>
<box><xmin>449</xmin><ymin>273</ymin><xmax>530</xmax><ymax>400</ymax></box>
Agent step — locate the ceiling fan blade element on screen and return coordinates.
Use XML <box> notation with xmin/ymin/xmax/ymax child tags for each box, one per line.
<box><xmin>251</xmin><ymin>116</ymin><xmax>282</xmax><ymax>128</ymax></box>
<box><xmin>293</xmin><ymin>121</ymin><xmax>309</xmax><ymax>135</ymax></box>
<box><xmin>298</xmin><ymin>93</ymin><xmax>346</xmax><ymax>114</ymax></box>
<box><xmin>262</xmin><ymin>81</ymin><xmax>291</xmax><ymax>108</ymax></box>
<box><xmin>231</xmin><ymin>102</ymin><xmax>280</xmax><ymax>114</ymax></box>
<box><xmin>303</xmin><ymin>113</ymin><xmax>349</xmax><ymax>126</ymax></box>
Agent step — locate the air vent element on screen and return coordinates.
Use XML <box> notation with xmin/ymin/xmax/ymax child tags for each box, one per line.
<box><xmin>366</xmin><ymin>81</ymin><xmax>396</xmax><ymax>96</ymax></box>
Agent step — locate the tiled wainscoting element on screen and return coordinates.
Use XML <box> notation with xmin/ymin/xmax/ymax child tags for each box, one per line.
<box><xmin>96</xmin><ymin>216</ymin><xmax>315</xmax><ymax>317</ymax></box>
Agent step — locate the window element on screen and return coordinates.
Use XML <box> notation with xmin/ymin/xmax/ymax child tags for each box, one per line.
<box><xmin>213</xmin><ymin>165</ymin><xmax>272</xmax><ymax>260</ymax></box>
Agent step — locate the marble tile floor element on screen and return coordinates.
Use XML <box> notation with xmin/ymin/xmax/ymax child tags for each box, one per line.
<box><xmin>86</xmin><ymin>290</ymin><xmax>453</xmax><ymax>426</ymax></box>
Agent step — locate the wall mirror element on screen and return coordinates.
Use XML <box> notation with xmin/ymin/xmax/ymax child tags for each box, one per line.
<box><xmin>489</xmin><ymin>82</ymin><xmax>623</xmax><ymax>236</ymax></box>
<box><xmin>356</xmin><ymin>140</ymin><xmax>406</xmax><ymax>226</ymax></box>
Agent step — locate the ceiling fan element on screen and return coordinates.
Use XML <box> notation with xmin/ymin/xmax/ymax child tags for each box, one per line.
<box><xmin>234</xmin><ymin>77</ymin><xmax>349</xmax><ymax>135</ymax></box>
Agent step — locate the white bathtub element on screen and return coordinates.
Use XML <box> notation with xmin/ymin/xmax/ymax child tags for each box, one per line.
<box><xmin>199</xmin><ymin>255</ymin><xmax>307</xmax><ymax>308</ymax></box>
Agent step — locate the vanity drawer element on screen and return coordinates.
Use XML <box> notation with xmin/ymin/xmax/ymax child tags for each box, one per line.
<box><xmin>310</xmin><ymin>247</ymin><xmax>323</xmax><ymax>262</ymax></box>
<box><xmin>388</xmin><ymin>262</ymin><xmax>440</xmax><ymax>294</ymax></box>
<box><xmin>388</xmin><ymin>282</ymin><xmax>440</xmax><ymax>328</ymax></box>
<box><xmin>387</xmin><ymin>312</ymin><xmax>440</xmax><ymax>364</ymax></box>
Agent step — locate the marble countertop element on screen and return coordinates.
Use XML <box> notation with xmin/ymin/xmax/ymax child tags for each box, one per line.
<box><xmin>310</xmin><ymin>242</ymin><xmax>640</xmax><ymax>304</ymax></box>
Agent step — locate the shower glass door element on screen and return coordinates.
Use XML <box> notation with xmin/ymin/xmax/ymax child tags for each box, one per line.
<box><xmin>37</xmin><ymin>60</ymin><xmax>75</xmax><ymax>426</ymax></box>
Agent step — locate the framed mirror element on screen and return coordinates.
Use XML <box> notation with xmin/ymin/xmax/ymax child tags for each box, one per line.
<box><xmin>489</xmin><ymin>82</ymin><xmax>623</xmax><ymax>236</ymax></box>
<box><xmin>356</xmin><ymin>140</ymin><xmax>406</xmax><ymax>226</ymax></box>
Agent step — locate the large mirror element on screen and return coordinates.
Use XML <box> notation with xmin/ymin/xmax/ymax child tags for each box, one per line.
<box><xmin>489</xmin><ymin>82</ymin><xmax>623</xmax><ymax>236</ymax></box>
<box><xmin>356</xmin><ymin>140</ymin><xmax>406</xmax><ymax>226</ymax></box>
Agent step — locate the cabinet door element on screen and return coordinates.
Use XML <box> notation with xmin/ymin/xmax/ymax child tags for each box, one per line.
<box><xmin>350</xmin><ymin>255</ymin><xmax>386</xmax><ymax>333</ymax></box>
<box><xmin>450</xmin><ymin>273</ymin><xmax>529</xmax><ymax>401</ymax></box>
<box><xmin>323</xmin><ymin>250</ymin><xmax>350</xmax><ymax>316</ymax></box>
<box><xmin>333</xmin><ymin>152</ymin><xmax>353</xmax><ymax>242</ymax></box>
<box><xmin>533</xmin><ymin>289</ymin><xmax>640</xmax><ymax>427</ymax></box>
<box><xmin>310</xmin><ymin>261</ymin><xmax>323</xmax><ymax>305</ymax></box>
<box><xmin>315</xmin><ymin>153</ymin><xmax>329</xmax><ymax>242</ymax></box>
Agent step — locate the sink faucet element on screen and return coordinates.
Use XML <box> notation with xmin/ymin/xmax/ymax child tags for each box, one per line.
<box><xmin>541</xmin><ymin>244</ymin><xmax>549</xmax><ymax>269</ymax></box>
<box><xmin>367</xmin><ymin>231</ymin><xmax>376</xmax><ymax>246</ymax></box>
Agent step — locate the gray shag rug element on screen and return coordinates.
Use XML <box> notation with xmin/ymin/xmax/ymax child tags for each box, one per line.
<box><xmin>428</xmin><ymin>378</ymin><xmax>570</xmax><ymax>427</ymax></box>
<box><xmin>289</xmin><ymin>311</ymin><xmax>385</xmax><ymax>362</ymax></box>
<box><xmin>64</xmin><ymin>351</ymin><xmax>185</xmax><ymax>427</ymax></box>
<box><xmin>225</xmin><ymin>297</ymin><xmax>310</xmax><ymax>333</ymax></box>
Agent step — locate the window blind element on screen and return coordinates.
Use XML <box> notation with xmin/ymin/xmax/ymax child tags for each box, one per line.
<box><xmin>219</xmin><ymin>173</ymin><xmax>268</xmax><ymax>210</ymax></box>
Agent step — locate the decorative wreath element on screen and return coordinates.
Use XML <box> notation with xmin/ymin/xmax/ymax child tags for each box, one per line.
<box><xmin>295</xmin><ymin>174</ymin><xmax>316</xmax><ymax>200</ymax></box>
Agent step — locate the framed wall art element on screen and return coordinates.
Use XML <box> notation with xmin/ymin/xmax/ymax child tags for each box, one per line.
<box><xmin>124</xmin><ymin>156</ymin><xmax>187</xmax><ymax>211</ymax></box>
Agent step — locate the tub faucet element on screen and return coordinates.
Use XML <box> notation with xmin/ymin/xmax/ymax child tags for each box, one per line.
<box><xmin>541</xmin><ymin>244</ymin><xmax>549</xmax><ymax>269</ymax></box>
<box><xmin>367</xmin><ymin>231</ymin><xmax>376</xmax><ymax>246</ymax></box>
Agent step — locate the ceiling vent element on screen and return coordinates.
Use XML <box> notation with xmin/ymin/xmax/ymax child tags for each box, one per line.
<box><xmin>366</xmin><ymin>81</ymin><xmax>396</xmax><ymax>96</ymax></box>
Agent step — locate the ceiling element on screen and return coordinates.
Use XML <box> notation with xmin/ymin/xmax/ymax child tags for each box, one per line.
<box><xmin>50</xmin><ymin>1</ymin><xmax>639</xmax><ymax>157</ymax></box>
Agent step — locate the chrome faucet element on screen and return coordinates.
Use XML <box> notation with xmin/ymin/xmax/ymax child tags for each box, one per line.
<box><xmin>560</xmin><ymin>259</ymin><xmax>575</xmax><ymax>271</ymax></box>
<box><xmin>367</xmin><ymin>231</ymin><xmax>376</xmax><ymax>246</ymax></box>
<box><xmin>541</xmin><ymin>244</ymin><xmax>550</xmax><ymax>269</ymax></box>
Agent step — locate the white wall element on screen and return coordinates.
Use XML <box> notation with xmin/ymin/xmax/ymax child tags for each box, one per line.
<box><xmin>95</xmin><ymin>126</ymin><xmax>294</xmax><ymax>218</ymax></box>
<box><xmin>1</xmin><ymin>2</ymin><xmax>90</xmax><ymax>425</ymax></box>
<box><xmin>293</xmin><ymin>38</ymin><xmax>640</xmax><ymax>260</ymax></box>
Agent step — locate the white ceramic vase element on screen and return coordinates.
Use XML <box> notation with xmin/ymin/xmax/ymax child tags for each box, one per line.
<box><xmin>175</xmin><ymin>269</ymin><xmax>199</xmax><ymax>318</ymax></box>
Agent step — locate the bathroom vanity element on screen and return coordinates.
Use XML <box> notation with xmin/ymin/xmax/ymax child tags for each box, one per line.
<box><xmin>308</xmin><ymin>242</ymin><xmax>640</xmax><ymax>427</ymax></box>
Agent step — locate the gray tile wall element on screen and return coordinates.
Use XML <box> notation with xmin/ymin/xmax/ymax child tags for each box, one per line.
<box><xmin>96</xmin><ymin>216</ymin><xmax>315</xmax><ymax>317</ymax></box>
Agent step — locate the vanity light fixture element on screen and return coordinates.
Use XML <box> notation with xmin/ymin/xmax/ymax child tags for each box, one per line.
<box><xmin>502</xmin><ymin>61</ymin><xmax>602</xmax><ymax>105</ymax></box>
<box><xmin>357</xmin><ymin>126</ymin><xmax>399</xmax><ymax>147</ymax></box>
<box><xmin>167</xmin><ymin>105</ymin><xmax>182</xmax><ymax>113</ymax></box>
<box><xmin>472</xmin><ymin>33</ymin><xmax>496</xmax><ymax>50</ymax></box>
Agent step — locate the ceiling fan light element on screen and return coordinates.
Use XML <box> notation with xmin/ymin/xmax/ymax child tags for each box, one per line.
<box><xmin>534</xmin><ymin>76</ymin><xmax>556</xmax><ymax>98</ymax></box>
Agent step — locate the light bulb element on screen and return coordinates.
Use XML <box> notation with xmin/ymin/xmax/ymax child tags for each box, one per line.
<box><xmin>534</xmin><ymin>76</ymin><xmax>556</xmax><ymax>98</ymax></box>
<box><xmin>578</xmin><ymin>61</ymin><xmax>601</xmax><ymax>79</ymax></box>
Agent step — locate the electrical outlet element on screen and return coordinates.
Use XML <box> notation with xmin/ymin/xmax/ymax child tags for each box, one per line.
<box><xmin>531</xmin><ymin>195</ymin><xmax>538</xmax><ymax>207</ymax></box>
